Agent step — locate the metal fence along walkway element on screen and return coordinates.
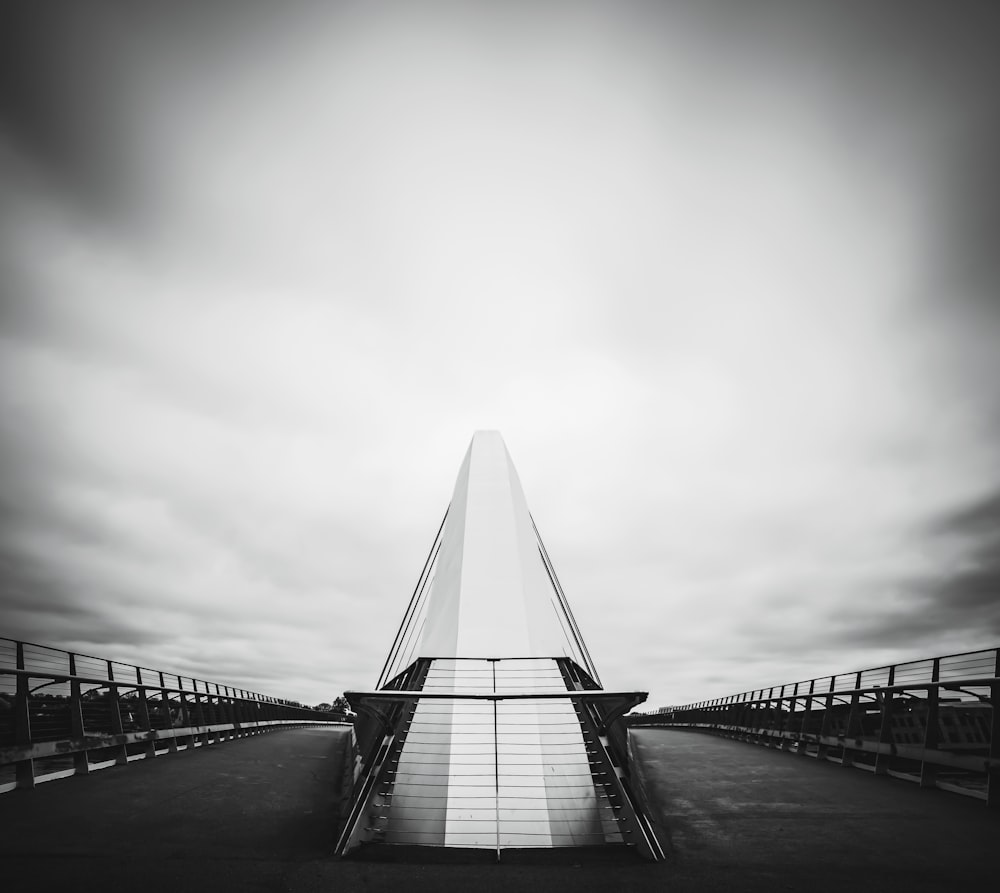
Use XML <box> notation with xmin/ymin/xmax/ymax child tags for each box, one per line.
<box><xmin>2</xmin><ymin>723</ymin><xmax>998</xmax><ymax>892</ymax></box>
<box><xmin>0</xmin><ymin>637</ymin><xmax>347</xmax><ymax>792</ymax></box>
<box><xmin>628</xmin><ymin>646</ymin><xmax>1000</xmax><ymax>806</ymax></box>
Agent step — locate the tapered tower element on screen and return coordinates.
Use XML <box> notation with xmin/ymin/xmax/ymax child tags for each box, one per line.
<box><xmin>337</xmin><ymin>432</ymin><xmax>662</xmax><ymax>860</ymax></box>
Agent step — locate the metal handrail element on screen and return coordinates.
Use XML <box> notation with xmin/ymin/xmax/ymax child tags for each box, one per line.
<box><xmin>656</xmin><ymin>646</ymin><xmax>1000</xmax><ymax>712</ymax></box>
<box><xmin>0</xmin><ymin>637</ymin><xmax>348</xmax><ymax>793</ymax></box>
<box><xmin>1</xmin><ymin>636</ymin><xmax>297</xmax><ymax>704</ymax></box>
<box><xmin>651</xmin><ymin>677</ymin><xmax>1000</xmax><ymax>709</ymax></box>
<box><xmin>628</xmin><ymin>645</ymin><xmax>1000</xmax><ymax>808</ymax></box>
<box><xmin>346</xmin><ymin>689</ymin><xmax>647</xmax><ymax>701</ymax></box>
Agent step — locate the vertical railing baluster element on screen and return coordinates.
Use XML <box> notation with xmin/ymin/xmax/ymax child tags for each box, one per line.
<box><xmin>737</xmin><ymin>693</ymin><xmax>750</xmax><ymax>741</ymax></box>
<box><xmin>14</xmin><ymin>642</ymin><xmax>35</xmax><ymax>789</ymax></box>
<box><xmin>220</xmin><ymin>685</ymin><xmax>232</xmax><ymax>740</ymax></box>
<box><xmin>766</xmin><ymin>687</ymin><xmax>775</xmax><ymax>746</ymax></box>
<box><xmin>214</xmin><ymin>683</ymin><xmax>224</xmax><ymax>741</ymax></box>
<box><xmin>136</xmin><ymin>667</ymin><xmax>155</xmax><ymax>758</ymax></box>
<box><xmin>218</xmin><ymin>686</ymin><xmax>227</xmax><ymax>739</ymax></box>
<box><xmin>817</xmin><ymin>678</ymin><xmax>835</xmax><ymax>761</ymax></box>
<box><xmin>108</xmin><ymin>660</ymin><xmax>128</xmax><ymax>766</ymax></box>
<box><xmin>874</xmin><ymin>665</ymin><xmax>896</xmax><ymax>776</ymax></box>
<box><xmin>233</xmin><ymin>689</ymin><xmax>243</xmax><ymax>737</ymax></box>
<box><xmin>782</xmin><ymin>684</ymin><xmax>798</xmax><ymax>752</ymax></box>
<box><xmin>920</xmin><ymin>659</ymin><xmax>941</xmax><ymax>788</ymax></box>
<box><xmin>843</xmin><ymin>672</ymin><xmax>863</xmax><ymax>768</ymax></box>
<box><xmin>799</xmin><ymin>680</ymin><xmax>815</xmax><ymax>756</ymax></box>
<box><xmin>69</xmin><ymin>653</ymin><xmax>89</xmax><ymax>776</ymax></box>
<box><xmin>988</xmin><ymin>649</ymin><xmax>999</xmax><ymax>808</ymax></box>
<box><xmin>161</xmin><ymin>672</ymin><xmax>178</xmax><ymax>753</ymax></box>
<box><xmin>241</xmin><ymin>691</ymin><xmax>251</xmax><ymax>735</ymax></box>
<box><xmin>202</xmin><ymin>684</ymin><xmax>214</xmax><ymax>744</ymax></box>
<box><xmin>177</xmin><ymin>688</ymin><xmax>191</xmax><ymax>749</ymax></box>
<box><xmin>194</xmin><ymin>681</ymin><xmax>210</xmax><ymax>746</ymax></box>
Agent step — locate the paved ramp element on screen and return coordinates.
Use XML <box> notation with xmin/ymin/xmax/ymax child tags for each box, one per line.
<box><xmin>1</xmin><ymin>726</ymin><xmax>997</xmax><ymax>891</ymax></box>
<box><xmin>629</xmin><ymin>728</ymin><xmax>998</xmax><ymax>886</ymax></box>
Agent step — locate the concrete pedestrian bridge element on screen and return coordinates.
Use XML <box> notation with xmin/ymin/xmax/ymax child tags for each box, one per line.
<box><xmin>0</xmin><ymin>723</ymin><xmax>997</xmax><ymax>892</ymax></box>
<box><xmin>2</xmin><ymin>432</ymin><xmax>997</xmax><ymax>888</ymax></box>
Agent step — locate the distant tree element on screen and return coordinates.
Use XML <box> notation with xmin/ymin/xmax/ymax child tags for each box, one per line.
<box><xmin>309</xmin><ymin>696</ymin><xmax>353</xmax><ymax>715</ymax></box>
<box><xmin>332</xmin><ymin>695</ymin><xmax>352</xmax><ymax>714</ymax></box>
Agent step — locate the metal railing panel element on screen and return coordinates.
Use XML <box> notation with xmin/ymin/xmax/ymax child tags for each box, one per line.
<box><xmin>860</xmin><ymin>667</ymin><xmax>891</xmax><ymax>689</ymax></box>
<box><xmin>21</xmin><ymin>643</ymin><xmax>71</xmax><ymax>676</ymax></box>
<box><xmin>0</xmin><ymin>636</ymin><xmax>349</xmax><ymax>793</ymax></box>
<box><xmin>940</xmin><ymin>650</ymin><xmax>995</xmax><ymax>682</ymax></box>
<box><xmin>73</xmin><ymin>654</ymin><xmax>109</xmax><ymax>680</ymax></box>
<box><xmin>893</xmin><ymin>659</ymin><xmax>936</xmax><ymax>686</ymax></box>
<box><xmin>629</xmin><ymin>645</ymin><xmax>1000</xmax><ymax>809</ymax></box>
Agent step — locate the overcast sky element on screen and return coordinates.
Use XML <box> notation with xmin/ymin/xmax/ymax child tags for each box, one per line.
<box><xmin>2</xmin><ymin>1</ymin><xmax>999</xmax><ymax>708</ymax></box>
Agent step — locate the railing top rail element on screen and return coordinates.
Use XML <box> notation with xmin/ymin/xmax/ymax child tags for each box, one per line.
<box><xmin>650</xmin><ymin>644</ymin><xmax>999</xmax><ymax>714</ymax></box>
<box><xmin>655</xmin><ymin>677</ymin><xmax>999</xmax><ymax>711</ymax></box>
<box><xmin>4</xmin><ymin>636</ymin><xmax>174</xmax><ymax>677</ymax></box>
<box><xmin>2</xmin><ymin>636</ymin><xmax>223</xmax><ymax>695</ymax></box>
<box><xmin>0</xmin><ymin>668</ymin><xmax>323</xmax><ymax>713</ymax></box>
<box><xmin>0</xmin><ymin>636</ymin><xmax>318</xmax><ymax>712</ymax></box>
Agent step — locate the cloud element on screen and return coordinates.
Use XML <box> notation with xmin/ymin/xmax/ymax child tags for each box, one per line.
<box><xmin>2</xmin><ymin>1</ymin><xmax>999</xmax><ymax>708</ymax></box>
<box><xmin>915</xmin><ymin>489</ymin><xmax>1000</xmax><ymax>634</ymax></box>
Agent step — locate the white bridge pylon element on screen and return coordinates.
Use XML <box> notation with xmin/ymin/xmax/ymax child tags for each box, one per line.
<box><xmin>339</xmin><ymin>431</ymin><xmax>663</xmax><ymax>860</ymax></box>
<box><xmin>380</xmin><ymin>430</ymin><xmax>598</xmax><ymax>685</ymax></box>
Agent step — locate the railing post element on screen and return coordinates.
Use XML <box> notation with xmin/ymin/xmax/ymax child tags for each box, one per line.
<box><xmin>920</xmin><ymin>659</ymin><xmax>941</xmax><ymax>788</ymax></box>
<box><xmin>177</xmin><ymin>689</ymin><xmax>192</xmax><ymax>748</ymax></box>
<box><xmin>781</xmin><ymin>684</ymin><xmax>798</xmax><ymax>751</ymax></box>
<box><xmin>214</xmin><ymin>691</ymin><xmax>224</xmax><ymax>741</ymax></box>
<box><xmin>751</xmin><ymin>692</ymin><xmax>763</xmax><ymax>741</ymax></box>
<box><xmin>221</xmin><ymin>689</ymin><xmax>231</xmax><ymax>736</ymax></box>
<box><xmin>213</xmin><ymin>684</ymin><xmax>226</xmax><ymax>741</ymax></box>
<box><xmin>222</xmin><ymin>687</ymin><xmax>233</xmax><ymax>738</ymax></box>
<box><xmin>798</xmin><ymin>680</ymin><xmax>815</xmax><ymax>756</ymax></box>
<box><xmin>202</xmin><ymin>685</ymin><xmax>216</xmax><ymax>744</ymax></box>
<box><xmin>217</xmin><ymin>687</ymin><xmax>227</xmax><ymax>739</ymax></box>
<box><xmin>233</xmin><ymin>688</ymin><xmax>245</xmax><ymax>736</ymax></box>
<box><xmin>817</xmin><ymin>678</ymin><xmax>835</xmax><ymax>760</ymax></box>
<box><xmin>737</xmin><ymin>693</ymin><xmax>751</xmax><ymax>740</ymax></box>
<box><xmin>874</xmin><ymin>665</ymin><xmax>896</xmax><ymax>776</ymax></box>
<box><xmin>14</xmin><ymin>642</ymin><xmax>35</xmax><ymax>789</ymax></box>
<box><xmin>232</xmin><ymin>690</ymin><xmax>243</xmax><ymax>736</ymax></box>
<box><xmin>136</xmin><ymin>668</ymin><xmax>156</xmax><ymax>758</ymax></box>
<box><xmin>247</xmin><ymin>692</ymin><xmax>259</xmax><ymax>732</ymax></box>
<box><xmin>160</xmin><ymin>672</ymin><xmax>178</xmax><ymax>753</ymax></box>
<box><xmin>766</xmin><ymin>688</ymin><xmax>776</xmax><ymax>746</ymax></box>
<box><xmin>193</xmin><ymin>682</ymin><xmax>210</xmax><ymax>745</ymax></box>
<box><xmin>842</xmin><ymin>672</ymin><xmax>863</xmax><ymax>768</ymax></box>
<box><xmin>242</xmin><ymin>693</ymin><xmax>254</xmax><ymax>730</ymax></box>
<box><xmin>987</xmin><ymin>650</ymin><xmax>999</xmax><ymax>808</ymax></box>
<box><xmin>107</xmin><ymin>661</ymin><xmax>128</xmax><ymax>766</ymax></box>
<box><xmin>206</xmin><ymin>683</ymin><xmax>217</xmax><ymax>743</ymax></box>
<box><xmin>68</xmin><ymin>653</ymin><xmax>90</xmax><ymax>776</ymax></box>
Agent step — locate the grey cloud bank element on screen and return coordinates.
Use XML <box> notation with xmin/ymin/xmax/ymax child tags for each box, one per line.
<box><xmin>2</xmin><ymin>1</ymin><xmax>999</xmax><ymax>707</ymax></box>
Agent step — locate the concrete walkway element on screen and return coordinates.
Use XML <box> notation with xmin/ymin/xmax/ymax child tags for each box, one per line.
<box><xmin>1</xmin><ymin>726</ymin><xmax>996</xmax><ymax>891</ymax></box>
<box><xmin>629</xmin><ymin>727</ymin><xmax>998</xmax><ymax>890</ymax></box>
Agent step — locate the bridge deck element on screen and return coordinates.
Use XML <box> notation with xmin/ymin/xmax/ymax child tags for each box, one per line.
<box><xmin>1</xmin><ymin>727</ymin><xmax>995</xmax><ymax>891</ymax></box>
